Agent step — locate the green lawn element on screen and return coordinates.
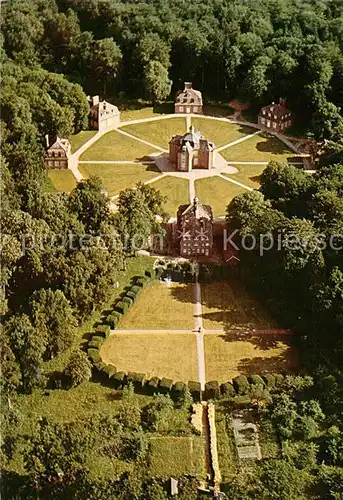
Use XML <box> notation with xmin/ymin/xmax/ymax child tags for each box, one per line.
<box><xmin>47</xmin><ymin>169</ymin><xmax>77</xmax><ymax>192</ymax></box>
<box><xmin>120</xmin><ymin>117</ymin><xmax>187</xmax><ymax>149</ymax></box>
<box><xmin>195</xmin><ymin>176</ymin><xmax>245</xmax><ymax>216</ymax></box>
<box><xmin>151</xmin><ymin>176</ymin><xmax>189</xmax><ymax>216</ymax></box>
<box><xmin>201</xmin><ymin>281</ymin><xmax>277</xmax><ymax>331</ymax></box>
<box><xmin>119</xmin><ymin>106</ymin><xmax>161</xmax><ymax>122</ymax></box>
<box><xmin>223</xmin><ymin>164</ymin><xmax>266</xmax><ymax>189</ymax></box>
<box><xmin>204</xmin><ymin>334</ymin><xmax>297</xmax><ymax>383</ymax></box>
<box><xmin>191</xmin><ymin>117</ymin><xmax>254</xmax><ymax>147</ymax></box>
<box><xmin>221</xmin><ymin>132</ymin><xmax>299</xmax><ymax>163</ymax></box>
<box><xmin>118</xmin><ymin>281</ymin><xmax>195</xmax><ymax>330</ymax></box>
<box><xmin>101</xmin><ymin>333</ymin><xmax>198</xmax><ymax>382</ymax></box>
<box><xmin>80</xmin><ymin>129</ymin><xmax>159</xmax><ymax>161</ymax></box>
<box><xmin>69</xmin><ymin>131</ymin><xmax>97</xmax><ymax>153</ymax></box>
<box><xmin>78</xmin><ymin>162</ymin><xmax>161</xmax><ymax>196</ymax></box>
<box><xmin>203</xmin><ymin>103</ymin><xmax>235</xmax><ymax>117</ymax></box>
<box><xmin>148</xmin><ymin>436</ymin><xmax>205</xmax><ymax>477</ymax></box>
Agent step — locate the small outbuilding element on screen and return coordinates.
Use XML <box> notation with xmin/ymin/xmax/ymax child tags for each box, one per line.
<box><xmin>258</xmin><ymin>98</ymin><xmax>293</xmax><ymax>132</ymax></box>
<box><xmin>175</xmin><ymin>82</ymin><xmax>203</xmax><ymax>114</ymax></box>
<box><xmin>44</xmin><ymin>135</ymin><xmax>71</xmax><ymax>169</ymax></box>
<box><xmin>88</xmin><ymin>95</ymin><xmax>120</xmax><ymax>131</ymax></box>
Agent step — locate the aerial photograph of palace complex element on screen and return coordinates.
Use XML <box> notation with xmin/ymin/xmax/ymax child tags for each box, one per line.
<box><xmin>1</xmin><ymin>0</ymin><xmax>342</xmax><ymax>499</ymax></box>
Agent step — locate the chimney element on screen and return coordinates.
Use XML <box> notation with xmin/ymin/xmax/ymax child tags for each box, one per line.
<box><xmin>193</xmin><ymin>196</ymin><xmax>199</xmax><ymax>213</ymax></box>
<box><xmin>92</xmin><ymin>95</ymin><xmax>99</xmax><ymax>106</ymax></box>
<box><xmin>45</xmin><ymin>134</ymin><xmax>50</xmax><ymax>148</ymax></box>
<box><xmin>279</xmin><ymin>97</ymin><xmax>286</xmax><ymax>107</ymax></box>
<box><xmin>184</xmin><ymin>82</ymin><xmax>192</xmax><ymax>90</ymax></box>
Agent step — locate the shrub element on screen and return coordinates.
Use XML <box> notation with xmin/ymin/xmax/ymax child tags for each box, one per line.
<box><xmin>166</xmin><ymin>262</ymin><xmax>174</xmax><ymax>269</ymax></box>
<box><xmin>89</xmin><ymin>337</ymin><xmax>103</xmax><ymax>349</ymax></box>
<box><xmin>205</xmin><ymin>381</ymin><xmax>220</xmax><ymax>399</ymax></box>
<box><xmin>148</xmin><ymin>377</ymin><xmax>160</xmax><ymax>394</ymax></box>
<box><xmin>96</xmin><ymin>325</ymin><xmax>111</xmax><ymax>338</ymax></box>
<box><xmin>112</xmin><ymin>311</ymin><xmax>122</xmax><ymax>321</ymax></box>
<box><xmin>64</xmin><ymin>350</ymin><xmax>92</xmax><ymax>388</ymax></box>
<box><xmin>263</xmin><ymin>374</ymin><xmax>276</xmax><ymax>388</ymax></box>
<box><xmin>172</xmin><ymin>381</ymin><xmax>187</xmax><ymax>397</ymax></box>
<box><xmin>105</xmin><ymin>314</ymin><xmax>117</xmax><ymax>329</ymax></box>
<box><xmin>248</xmin><ymin>374</ymin><xmax>265</xmax><ymax>387</ymax></box>
<box><xmin>188</xmin><ymin>381</ymin><xmax>201</xmax><ymax>402</ymax></box>
<box><xmin>131</xmin><ymin>285</ymin><xmax>141</xmax><ymax>295</ymax></box>
<box><xmin>101</xmin><ymin>364</ymin><xmax>117</xmax><ymax>377</ymax></box>
<box><xmin>136</xmin><ymin>276</ymin><xmax>148</xmax><ymax>287</ymax></box>
<box><xmin>233</xmin><ymin>375</ymin><xmax>249</xmax><ymax>395</ymax></box>
<box><xmin>126</xmin><ymin>291</ymin><xmax>136</xmax><ymax>300</ymax></box>
<box><xmin>93</xmin><ymin>360</ymin><xmax>107</xmax><ymax>371</ymax></box>
<box><xmin>113</xmin><ymin>371</ymin><xmax>126</xmax><ymax>388</ymax></box>
<box><xmin>127</xmin><ymin>372</ymin><xmax>146</xmax><ymax>388</ymax></box>
<box><xmin>122</xmin><ymin>296</ymin><xmax>133</xmax><ymax>307</ymax></box>
<box><xmin>220</xmin><ymin>382</ymin><xmax>235</xmax><ymax>398</ymax></box>
<box><xmin>159</xmin><ymin>378</ymin><xmax>173</xmax><ymax>393</ymax></box>
<box><xmin>88</xmin><ymin>351</ymin><xmax>101</xmax><ymax>364</ymax></box>
<box><xmin>145</xmin><ymin>270</ymin><xmax>152</xmax><ymax>279</ymax></box>
<box><xmin>87</xmin><ymin>347</ymin><xmax>99</xmax><ymax>356</ymax></box>
<box><xmin>272</xmin><ymin>373</ymin><xmax>285</xmax><ymax>386</ymax></box>
<box><xmin>116</xmin><ymin>301</ymin><xmax>128</xmax><ymax>314</ymax></box>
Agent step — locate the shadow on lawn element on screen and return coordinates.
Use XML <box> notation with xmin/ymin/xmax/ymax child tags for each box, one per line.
<box><xmin>236</xmin><ymin>348</ymin><xmax>298</xmax><ymax>376</ymax></box>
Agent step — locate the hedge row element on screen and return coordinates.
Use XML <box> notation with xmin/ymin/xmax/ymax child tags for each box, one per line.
<box><xmin>205</xmin><ymin>373</ymin><xmax>286</xmax><ymax>399</ymax></box>
<box><xmin>154</xmin><ymin>260</ymin><xmax>196</xmax><ymax>282</ymax></box>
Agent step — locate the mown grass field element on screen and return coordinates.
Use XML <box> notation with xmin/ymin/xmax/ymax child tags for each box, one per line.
<box><xmin>150</xmin><ymin>176</ymin><xmax>190</xmax><ymax>215</ymax></box>
<box><xmin>191</xmin><ymin>117</ymin><xmax>255</xmax><ymax>147</ymax></box>
<box><xmin>78</xmin><ymin>162</ymin><xmax>161</xmax><ymax>196</ymax></box>
<box><xmin>215</xmin><ymin>408</ymin><xmax>238</xmax><ymax>483</ymax></box>
<box><xmin>201</xmin><ymin>281</ymin><xmax>277</xmax><ymax>331</ymax></box>
<box><xmin>47</xmin><ymin>169</ymin><xmax>77</xmax><ymax>192</ymax></box>
<box><xmin>148</xmin><ymin>436</ymin><xmax>204</xmax><ymax>477</ymax></box>
<box><xmin>69</xmin><ymin>131</ymin><xmax>97</xmax><ymax>153</ymax></box>
<box><xmin>119</xmin><ymin>106</ymin><xmax>161</xmax><ymax>122</ymax></box>
<box><xmin>204</xmin><ymin>334</ymin><xmax>297</xmax><ymax>383</ymax></box>
<box><xmin>220</xmin><ymin>132</ymin><xmax>299</xmax><ymax>163</ymax></box>
<box><xmin>224</xmin><ymin>164</ymin><xmax>266</xmax><ymax>189</ymax></box>
<box><xmin>118</xmin><ymin>281</ymin><xmax>195</xmax><ymax>329</ymax></box>
<box><xmin>120</xmin><ymin>117</ymin><xmax>187</xmax><ymax>149</ymax></box>
<box><xmin>80</xmin><ymin>129</ymin><xmax>158</xmax><ymax>161</ymax></box>
<box><xmin>100</xmin><ymin>334</ymin><xmax>198</xmax><ymax>382</ymax></box>
<box><xmin>195</xmin><ymin>176</ymin><xmax>245</xmax><ymax>216</ymax></box>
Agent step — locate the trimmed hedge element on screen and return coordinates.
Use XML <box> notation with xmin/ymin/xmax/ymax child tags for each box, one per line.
<box><xmin>273</xmin><ymin>373</ymin><xmax>285</xmax><ymax>386</ymax></box>
<box><xmin>116</xmin><ymin>301</ymin><xmax>129</xmax><ymax>314</ymax></box>
<box><xmin>101</xmin><ymin>364</ymin><xmax>117</xmax><ymax>377</ymax></box>
<box><xmin>112</xmin><ymin>371</ymin><xmax>126</xmax><ymax>388</ymax></box>
<box><xmin>122</xmin><ymin>296</ymin><xmax>133</xmax><ymax>307</ymax></box>
<box><xmin>126</xmin><ymin>291</ymin><xmax>136</xmax><ymax>300</ymax></box>
<box><xmin>96</xmin><ymin>325</ymin><xmax>111</xmax><ymax>338</ymax></box>
<box><xmin>131</xmin><ymin>285</ymin><xmax>141</xmax><ymax>295</ymax></box>
<box><xmin>159</xmin><ymin>377</ymin><xmax>173</xmax><ymax>393</ymax></box>
<box><xmin>127</xmin><ymin>372</ymin><xmax>146</xmax><ymax>388</ymax></box>
<box><xmin>105</xmin><ymin>314</ymin><xmax>117</xmax><ymax>329</ymax></box>
<box><xmin>112</xmin><ymin>311</ymin><xmax>122</xmax><ymax>321</ymax></box>
<box><xmin>262</xmin><ymin>374</ymin><xmax>276</xmax><ymax>388</ymax></box>
<box><xmin>233</xmin><ymin>375</ymin><xmax>249</xmax><ymax>395</ymax></box>
<box><xmin>88</xmin><ymin>351</ymin><xmax>101</xmax><ymax>364</ymax></box>
<box><xmin>136</xmin><ymin>276</ymin><xmax>148</xmax><ymax>287</ymax></box>
<box><xmin>188</xmin><ymin>381</ymin><xmax>201</xmax><ymax>402</ymax></box>
<box><xmin>145</xmin><ymin>270</ymin><xmax>152</xmax><ymax>279</ymax></box>
<box><xmin>148</xmin><ymin>376</ymin><xmax>160</xmax><ymax>394</ymax></box>
<box><xmin>172</xmin><ymin>381</ymin><xmax>187</xmax><ymax>397</ymax></box>
<box><xmin>89</xmin><ymin>338</ymin><xmax>104</xmax><ymax>349</ymax></box>
<box><xmin>248</xmin><ymin>374</ymin><xmax>265</xmax><ymax>387</ymax></box>
<box><xmin>220</xmin><ymin>382</ymin><xmax>235</xmax><ymax>397</ymax></box>
<box><xmin>205</xmin><ymin>381</ymin><xmax>220</xmax><ymax>399</ymax></box>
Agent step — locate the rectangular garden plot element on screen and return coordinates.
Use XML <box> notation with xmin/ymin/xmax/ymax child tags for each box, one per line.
<box><xmin>100</xmin><ymin>333</ymin><xmax>198</xmax><ymax>383</ymax></box>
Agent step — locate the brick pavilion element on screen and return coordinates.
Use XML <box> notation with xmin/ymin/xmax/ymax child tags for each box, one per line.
<box><xmin>169</xmin><ymin>126</ymin><xmax>216</xmax><ymax>171</ymax></box>
<box><xmin>258</xmin><ymin>98</ymin><xmax>293</xmax><ymax>132</ymax></box>
<box><xmin>175</xmin><ymin>82</ymin><xmax>203</xmax><ymax>114</ymax></box>
<box><xmin>177</xmin><ymin>197</ymin><xmax>213</xmax><ymax>257</ymax></box>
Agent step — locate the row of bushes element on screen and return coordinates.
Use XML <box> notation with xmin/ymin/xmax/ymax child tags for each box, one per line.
<box><xmin>205</xmin><ymin>373</ymin><xmax>286</xmax><ymax>399</ymax></box>
<box><xmin>154</xmin><ymin>260</ymin><xmax>196</xmax><ymax>282</ymax></box>
<box><xmin>102</xmin><ymin>273</ymin><xmax>153</xmax><ymax>328</ymax></box>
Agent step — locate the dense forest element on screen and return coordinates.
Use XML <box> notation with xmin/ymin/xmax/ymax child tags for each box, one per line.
<box><xmin>0</xmin><ymin>0</ymin><xmax>342</xmax><ymax>499</ymax></box>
